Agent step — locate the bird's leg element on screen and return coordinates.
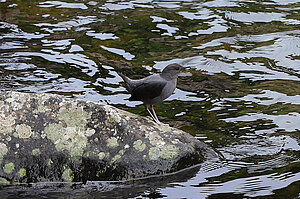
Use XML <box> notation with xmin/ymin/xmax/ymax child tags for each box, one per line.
<box><xmin>145</xmin><ymin>105</ymin><xmax>159</xmax><ymax>123</ymax></box>
<box><xmin>151</xmin><ymin>104</ymin><xmax>160</xmax><ymax>123</ymax></box>
<box><xmin>151</xmin><ymin>105</ymin><xmax>168</xmax><ymax>126</ymax></box>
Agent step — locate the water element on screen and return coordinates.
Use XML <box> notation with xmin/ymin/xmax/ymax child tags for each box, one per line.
<box><xmin>0</xmin><ymin>0</ymin><xmax>299</xmax><ymax>198</ymax></box>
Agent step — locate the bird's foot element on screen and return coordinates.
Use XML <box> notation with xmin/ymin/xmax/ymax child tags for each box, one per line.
<box><xmin>146</xmin><ymin>116</ymin><xmax>168</xmax><ymax>126</ymax></box>
<box><xmin>156</xmin><ymin>121</ymin><xmax>169</xmax><ymax>126</ymax></box>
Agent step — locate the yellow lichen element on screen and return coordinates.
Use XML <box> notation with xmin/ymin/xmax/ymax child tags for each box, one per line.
<box><xmin>58</xmin><ymin>105</ymin><xmax>91</xmax><ymax>130</ymax></box>
<box><xmin>17</xmin><ymin>168</ymin><xmax>26</xmax><ymax>178</ymax></box>
<box><xmin>3</xmin><ymin>162</ymin><xmax>15</xmax><ymax>174</ymax></box>
<box><xmin>45</xmin><ymin>123</ymin><xmax>95</xmax><ymax>158</ymax></box>
<box><xmin>0</xmin><ymin>177</ymin><xmax>9</xmax><ymax>185</ymax></box>
<box><xmin>149</xmin><ymin>147</ymin><xmax>160</xmax><ymax>161</ymax></box>
<box><xmin>133</xmin><ymin>140</ymin><xmax>146</xmax><ymax>152</ymax></box>
<box><xmin>161</xmin><ymin>145</ymin><xmax>179</xmax><ymax>159</ymax></box>
<box><xmin>62</xmin><ymin>168</ymin><xmax>74</xmax><ymax>182</ymax></box>
<box><xmin>106</xmin><ymin>137</ymin><xmax>119</xmax><ymax>148</ymax></box>
<box><xmin>148</xmin><ymin>145</ymin><xmax>179</xmax><ymax>160</ymax></box>
<box><xmin>147</xmin><ymin>132</ymin><xmax>165</xmax><ymax>146</ymax></box>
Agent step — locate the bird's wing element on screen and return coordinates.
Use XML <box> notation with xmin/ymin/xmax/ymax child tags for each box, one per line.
<box><xmin>129</xmin><ymin>80</ymin><xmax>167</xmax><ymax>101</ymax></box>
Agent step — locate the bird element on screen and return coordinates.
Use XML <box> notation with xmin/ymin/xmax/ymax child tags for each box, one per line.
<box><xmin>119</xmin><ymin>63</ymin><xmax>184</xmax><ymax>125</ymax></box>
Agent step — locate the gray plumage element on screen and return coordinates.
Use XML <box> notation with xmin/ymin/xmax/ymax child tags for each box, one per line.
<box><xmin>119</xmin><ymin>63</ymin><xmax>184</xmax><ymax>125</ymax></box>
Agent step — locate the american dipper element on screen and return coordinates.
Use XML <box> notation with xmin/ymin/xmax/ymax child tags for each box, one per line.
<box><xmin>119</xmin><ymin>63</ymin><xmax>184</xmax><ymax>125</ymax></box>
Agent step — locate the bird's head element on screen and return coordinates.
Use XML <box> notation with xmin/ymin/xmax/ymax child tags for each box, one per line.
<box><xmin>161</xmin><ymin>63</ymin><xmax>184</xmax><ymax>79</ymax></box>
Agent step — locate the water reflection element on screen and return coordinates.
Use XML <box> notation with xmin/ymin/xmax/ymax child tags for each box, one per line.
<box><xmin>0</xmin><ymin>0</ymin><xmax>300</xmax><ymax>198</ymax></box>
<box><xmin>38</xmin><ymin>1</ymin><xmax>88</xmax><ymax>9</ymax></box>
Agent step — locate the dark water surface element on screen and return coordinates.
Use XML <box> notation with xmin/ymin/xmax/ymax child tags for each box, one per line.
<box><xmin>0</xmin><ymin>0</ymin><xmax>300</xmax><ymax>198</ymax></box>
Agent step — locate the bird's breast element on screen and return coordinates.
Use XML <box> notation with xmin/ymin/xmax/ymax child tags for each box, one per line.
<box><xmin>160</xmin><ymin>79</ymin><xmax>177</xmax><ymax>100</ymax></box>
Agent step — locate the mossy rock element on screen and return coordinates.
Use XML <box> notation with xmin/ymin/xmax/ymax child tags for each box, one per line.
<box><xmin>0</xmin><ymin>91</ymin><xmax>217</xmax><ymax>184</ymax></box>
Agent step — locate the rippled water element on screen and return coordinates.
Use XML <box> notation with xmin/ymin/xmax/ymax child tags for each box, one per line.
<box><xmin>0</xmin><ymin>0</ymin><xmax>300</xmax><ymax>198</ymax></box>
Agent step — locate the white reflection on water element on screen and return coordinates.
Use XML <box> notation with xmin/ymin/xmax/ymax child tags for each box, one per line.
<box><xmin>132</xmin><ymin>160</ymin><xmax>300</xmax><ymax>199</ymax></box>
<box><xmin>156</xmin><ymin>24</ymin><xmax>179</xmax><ymax>36</ymax></box>
<box><xmin>99</xmin><ymin>0</ymin><xmax>202</xmax><ymax>11</ymax></box>
<box><xmin>150</xmin><ymin>16</ymin><xmax>174</xmax><ymax>23</ymax></box>
<box><xmin>220</xmin><ymin>134</ymin><xmax>300</xmax><ymax>160</ymax></box>
<box><xmin>202</xmin><ymin>0</ymin><xmax>239</xmax><ymax>7</ymax></box>
<box><xmin>34</xmin><ymin>16</ymin><xmax>100</xmax><ymax>33</ymax></box>
<box><xmin>0</xmin><ymin>63</ymin><xmax>37</xmax><ymax>71</ymax></box>
<box><xmin>101</xmin><ymin>45</ymin><xmax>135</xmax><ymax>61</ymax></box>
<box><xmin>225</xmin><ymin>11</ymin><xmax>300</xmax><ymax>25</ymax></box>
<box><xmin>195</xmin><ymin>30</ymin><xmax>300</xmax><ymax>76</ymax></box>
<box><xmin>42</xmin><ymin>39</ymin><xmax>73</xmax><ymax>50</ymax></box>
<box><xmin>154</xmin><ymin>54</ymin><xmax>300</xmax><ymax>81</ymax></box>
<box><xmin>99</xmin><ymin>2</ymin><xmax>136</xmax><ymax>11</ymax></box>
<box><xmin>69</xmin><ymin>44</ymin><xmax>84</xmax><ymax>52</ymax></box>
<box><xmin>0</xmin><ymin>22</ymin><xmax>49</xmax><ymax>40</ymax></box>
<box><xmin>229</xmin><ymin>90</ymin><xmax>300</xmax><ymax>106</ymax></box>
<box><xmin>0</xmin><ymin>41</ymin><xmax>27</xmax><ymax>50</ymax></box>
<box><xmin>192</xmin><ymin>172</ymin><xmax>300</xmax><ymax>198</ymax></box>
<box><xmin>178</xmin><ymin>8</ymin><xmax>229</xmax><ymax>36</ymax></box>
<box><xmin>210</xmin><ymin>89</ymin><xmax>300</xmax><ymax>111</ymax></box>
<box><xmin>178</xmin><ymin>8</ymin><xmax>216</xmax><ymax>20</ymax></box>
<box><xmin>13</xmin><ymin>51</ymin><xmax>99</xmax><ymax>76</ymax></box>
<box><xmin>38</xmin><ymin>1</ymin><xmax>88</xmax><ymax>10</ymax></box>
<box><xmin>20</xmin><ymin>77</ymin><xmax>88</xmax><ymax>93</ymax></box>
<box><xmin>18</xmin><ymin>69</ymin><xmax>61</xmax><ymax>82</ymax></box>
<box><xmin>86</xmin><ymin>31</ymin><xmax>119</xmax><ymax>40</ymax></box>
<box><xmin>263</xmin><ymin>0</ymin><xmax>300</xmax><ymax>5</ymax></box>
<box><xmin>210</xmin><ymin>89</ymin><xmax>300</xmax><ymax>133</ymax></box>
<box><xmin>222</xmin><ymin>112</ymin><xmax>300</xmax><ymax>132</ymax></box>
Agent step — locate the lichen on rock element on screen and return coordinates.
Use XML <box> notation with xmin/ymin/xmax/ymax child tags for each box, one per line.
<box><xmin>17</xmin><ymin>168</ymin><xmax>26</xmax><ymax>178</ymax></box>
<box><xmin>58</xmin><ymin>105</ymin><xmax>91</xmax><ymax>130</ymax></box>
<box><xmin>0</xmin><ymin>91</ymin><xmax>217</xmax><ymax>183</ymax></box>
<box><xmin>15</xmin><ymin>124</ymin><xmax>32</xmax><ymax>139</ymax></box>
<box><xmin>106</xmin><ymin>137</ymin><xmax>119</xmax><ymax>148</ymax></box>
<box><xmin>98</xmin><ymin>152</ymin><xmax>106</xmax><ymax>160</ymax></box>
<box><xmin>32</xmin><ymin>148</ymin><xmax>41</xmax><ymax>156</ymax></box>
<box><xmin>45</xmin><ymin>123</ymin><xmax>95</xmax><ymax>158</ymax></box>
<box><xmin>133</xmin><ymin>140</ymin><xmax>146</xmax><ymax>152</ymax></box>
<box><xmin>161</xmin><ymin>145</ymin><xmax>179</xmax><ymax>159</ymax></box>
<box><xmin>0</xmin><ymin>143</ymin><xmax>8</xmax><ymax>164</ymax></box>
<box><xmin>3</xmin><ymin>162</ymin><xmax>14</xmax><ymax>174</ymax></box>
<box><xmin>111</xmin><ymin>149</ymin><xmax>125</xmax><ymax>163</ymax></box>
<box><xmin>62</xmin><ymin>168</ymin><xmax>74</xmax><ymax>182</ymax></box>
<box><xmin>0</xmin><ymin>115</ymin><xmax>15</xmax><ymax>136</ymax></box>
<box><xmin>0</xmin><ymin>177</ymin><xmax>9</xmax><ymax>185</ymax></box>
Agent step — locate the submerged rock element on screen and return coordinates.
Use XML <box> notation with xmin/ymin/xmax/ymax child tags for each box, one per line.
<box><xmin>0</xmin><ymin>91</ymin><xmax>217</xmax><ymax>184</ymax></box>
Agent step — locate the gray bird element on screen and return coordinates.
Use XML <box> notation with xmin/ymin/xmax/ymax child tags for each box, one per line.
<box><xmin>119</xmin><ymin>63</ymin><xmax>184</xmax><ymax>125</ymax></box>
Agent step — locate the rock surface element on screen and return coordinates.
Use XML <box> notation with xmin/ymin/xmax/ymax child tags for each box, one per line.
<box><xmin>0</xmin><ymin>91</ymin><xmax>217</xmax><ymax>184</ymax></box>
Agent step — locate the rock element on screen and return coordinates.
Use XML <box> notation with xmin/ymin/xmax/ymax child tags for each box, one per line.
<box><xmin>0</xmin><ymin>91</ymin><xmax>217</xmax><ymax>184</ymax></box>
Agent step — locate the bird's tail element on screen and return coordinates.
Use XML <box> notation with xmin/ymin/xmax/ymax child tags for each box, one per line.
<box><xmin>117</xmin><ymin>72</ymin><xmax>132</xmax><ymax>91</ymax></box>
<box><xmin>118</xmin><ymin>73</ymin><xmax>129</xmax><ymax>82</ymax></box>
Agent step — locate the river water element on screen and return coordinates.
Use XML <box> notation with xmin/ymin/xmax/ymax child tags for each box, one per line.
<box><xmin>0</xmin><ymin>0</ymin><xmax>299</xmax><ymax>198</ymax></box>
